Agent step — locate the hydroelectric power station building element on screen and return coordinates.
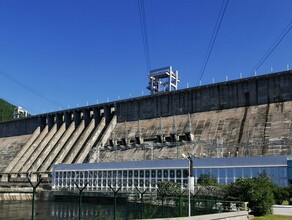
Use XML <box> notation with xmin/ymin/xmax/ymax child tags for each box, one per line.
<box><xmin>52</xmin><ymin>155</ymin><xmax>292</xmax><ymax>193</ymax></box>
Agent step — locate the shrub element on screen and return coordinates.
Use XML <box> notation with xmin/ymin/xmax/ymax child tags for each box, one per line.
<box><xmin>225</xmin><ymin>172</ymin><xmax>275</xmax><ymax>216</ymax></box>
<box><xmin>197</xmin><ymin>173</ymin><xmax>218</xmax><ymax>186</ymax></box>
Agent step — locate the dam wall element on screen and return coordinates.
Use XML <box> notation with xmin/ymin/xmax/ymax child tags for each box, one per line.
<box><xmin>0</xmin><ymin>71</ymin><xmax>292</xmax><ymax>181</ymax></box>
<box><xmin>116</xmin><ymin>71</ymin><xmax>292</xmax><ymax>122</ymax></box>
<box><xmin>0</xmin><ymin>104</ymin><xmax>115</xmax><ymax>138</ymax></box>
<box><xmin>0</xmin><ymin>117</ymin><xmax>39</xmax><ymax>137</ymax></box>
<box><xmin>0</xmin><ymin>71</ymin><xmax>291</xmax><ymax>138</ymax></box>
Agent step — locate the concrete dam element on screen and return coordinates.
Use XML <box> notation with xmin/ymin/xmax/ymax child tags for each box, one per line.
<box><xmin>1</xmin><ymin>70</ymin><xmax>292</xmax><ymax>182</ymax></box>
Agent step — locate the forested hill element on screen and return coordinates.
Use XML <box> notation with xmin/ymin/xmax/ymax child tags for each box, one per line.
<box><xmin>0</xmin><ymin>99</ymin><xmax>14</xmax><ymax>122</ymax></box>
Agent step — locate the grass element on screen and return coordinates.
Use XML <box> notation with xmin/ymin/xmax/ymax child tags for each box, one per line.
<box><xmin>254</xmin><ymin>215</ymin><xmax>292</xmax><ymax>220</ymax></box>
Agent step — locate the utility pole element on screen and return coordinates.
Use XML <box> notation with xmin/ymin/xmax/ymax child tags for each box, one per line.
<box><xmin>182</xmin><ymin>153</ymin><xmax>194</xmax><ymax>217</ymax></box>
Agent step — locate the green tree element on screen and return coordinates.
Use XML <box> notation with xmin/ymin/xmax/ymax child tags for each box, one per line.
<box><xmin>286</xmin><ymin>184</ymin><xmax>292</xmax><ymax>205</ymax></box>
<box><xmin>272</xmin><ymin>185</ymin><xmax>289</xmax><ymax>205</ymax></box>
<box><xmin>197</xmin><ymin>173</ymin><xmax>218</xmax><ymax>186</ymax></box>
<box><xmin>157</xmin><ymin>181</ymin><xmax>182</xmax><ymax>196</ymax></box>
<box><xmin>0</xmin><ymin>98</ymin><xmax>14</xmax><ymax>122</ymax></box>
<box><xmin>225</xmin><ymin>172</ymin><xmax>275</xmax><ymax>216</ymax></box>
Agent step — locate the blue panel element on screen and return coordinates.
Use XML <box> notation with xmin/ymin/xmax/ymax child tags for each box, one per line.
<box><xmin>218</xmin><ymin>168</ymin><xmax>226</xmax><ymax>178</ymax></box>
<box><xmin>251</xmin><ymin>168</ymin><xmax>260</xmax><ymax>177</ymax></box>
<box><xmin>288</xmin><ymin>168</ymin><xmax>292</xmax><ymax>180</ymax></box>
<box><xmin>243</xmin><ymin>168</ymin><xmax>251</xmax><ymax>178</ymax></box>
<box><xmin>226</xmin><ymin>168</ymin><xmax>234</xmax><ymax>178</ymax></box>
<box><xmin>234</xmin><ymin>168</ymin><xmax>242</xmax><ymax>178</ymax></box>
<box><xmin>53</xmin><ymin>159</ymin><xmax>188</xmax><ymax>171</ymax></box>
<box><xmin>279</xmin><ymin>167</ymin><xmax>287</xmax><ymax>178</ymax></box>
<box><xmin>269</xmin><ymin>167</ymin><xmax>278</xmax><ymax>179</ymax></box>
<box><xmin>53</xmin><ymin>155</ymin><xmax>289</xmax><ymax>172</ymax></box>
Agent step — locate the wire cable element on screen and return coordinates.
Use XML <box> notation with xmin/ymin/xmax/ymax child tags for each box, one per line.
<box><xmin>137</xmin><ymin>0</ymin><xmax>151</xmax><ymax>72</ymax></box>
<box><xmin>197</xmin><ymin>0</ymin><xmax>229</xmax><ymax>84</ymax></box>
<box><xmin>249</xmin><ymin>20</ymin><xmax>292</xmax><ymax>76</ymax></box>
<box><xmin>0</xmin><ymin>70</ymin><xmax>64</xmax><ymax>108</ymax></box>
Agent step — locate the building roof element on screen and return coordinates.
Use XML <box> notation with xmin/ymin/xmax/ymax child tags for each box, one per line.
<box><xmin>52</xmin><ymin>155</ymin><xmax>290</xmax><ymax>172</ymax></box>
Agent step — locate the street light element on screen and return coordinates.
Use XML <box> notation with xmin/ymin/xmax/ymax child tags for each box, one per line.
<box><xmin>182</xmin><ymin>153</ymin><xmax>193</xmax><ymax>217</ymax></box>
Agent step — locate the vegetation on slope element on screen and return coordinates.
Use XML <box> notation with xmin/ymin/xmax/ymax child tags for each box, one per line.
<box><xmin>0</xmin><ymin>98</ymin><xmax>14</xmax><ymax>122</ymax></box>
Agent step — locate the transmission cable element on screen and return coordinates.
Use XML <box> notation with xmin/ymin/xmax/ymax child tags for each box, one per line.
<box><xmin>197</xmin><ymin>0</ymin><xmax>229</xmax><ymax>85</ymax></box>
<box><xmin>137</xmin><ymin>0</ymin><xmax>151</xmax><ymax>72</ymax></box>
<box><xmin>249</xmin><ymin>20</ymin><xmax>292</xmax><ymax>76</ymax></box>
<box><xmin>0</xmin><ymin>70</ymin><xmax>64</xmax><ymax>109</ymax></box>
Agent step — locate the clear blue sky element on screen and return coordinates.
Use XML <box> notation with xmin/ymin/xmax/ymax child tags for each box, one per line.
<box><xmin>0</xmin><ymin>0</ymin><xmax>292</xmax><ymax>115</ymax></box>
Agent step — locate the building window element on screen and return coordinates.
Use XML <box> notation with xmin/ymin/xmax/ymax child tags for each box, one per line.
<box><xmin>151</xmin><ymin>170</ymin><xmax>156</xmax><ymax>178</ymax></box>
<box><xmin>176</xmin><ymin>170</ymin><xmax>181</xmax><ymax>178</ymax></box>
<box><xmin>158</xmin><ymin>170</ymin><xmax>162</xmax><ymax>178</ymax></box>
<box><xmin>163</xmin><ymin>170</ymin><xmax>168</xmax><ymax>178</ymax></box>
<box><xmin>183</xmin><ymin>169</ymin><xmax>188</xmax><ymax>178</ymax></box>
<box><xmin>170</xmin><ymin>170</ymin><xmax>174</xmax><ymax>178</ymax></box>
<box><xmin>145</xmin><ymin>170</ymin><xmax>150</xmax><ymax>178</ymax></box>
<box><xmin>123</xmin><ymin>171</ymin><xmax>127</xmax><ymax>178</ymax></box>
<box><xmin>140</xmin><ymin>170</ymin><xmax>144</xmax><ymax>178</ymax></box>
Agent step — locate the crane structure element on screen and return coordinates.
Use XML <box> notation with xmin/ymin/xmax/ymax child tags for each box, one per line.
<box><xmin>147</xmin><ymin>66</ymin><xmax>180</xmax><ymax>95</ymax></box>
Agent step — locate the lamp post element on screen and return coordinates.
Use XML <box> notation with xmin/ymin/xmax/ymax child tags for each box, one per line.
<box><xmin>182</xmin><ymin>153</ymin><xmax>193</xmax><ymax>217</ymax></box>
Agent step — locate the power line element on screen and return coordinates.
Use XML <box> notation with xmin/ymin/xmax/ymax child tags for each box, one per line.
<box><xmin>249</xmin><ymin>20</ymin><xmax>292</xmax><ymax>76</ymax></box>
<box><xmin>197</xmin><ymin>0</ymin><xmax>229</xmax><ymax>84</ymax></box>
<box><xmin>137</xmin><ymin>0</ymin><xmax>151</xmax><ymax>72</ymax></box>
<box><xmin>0</xmin><ymin>70</ymin><xmax>64</xmax><ymax>108</ymax></box>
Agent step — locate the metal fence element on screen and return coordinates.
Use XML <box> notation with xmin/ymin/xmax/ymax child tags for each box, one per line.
<box><xmin>0</xmin><ymin>183</ymin><xmax>246</xmax><ymax>220</ymax></box>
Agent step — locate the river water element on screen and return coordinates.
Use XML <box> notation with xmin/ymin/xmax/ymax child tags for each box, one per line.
<box><xmin>0</xmin><ymin>200</ymin><xmax>130</xmax><ymax>220</ymax></box>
